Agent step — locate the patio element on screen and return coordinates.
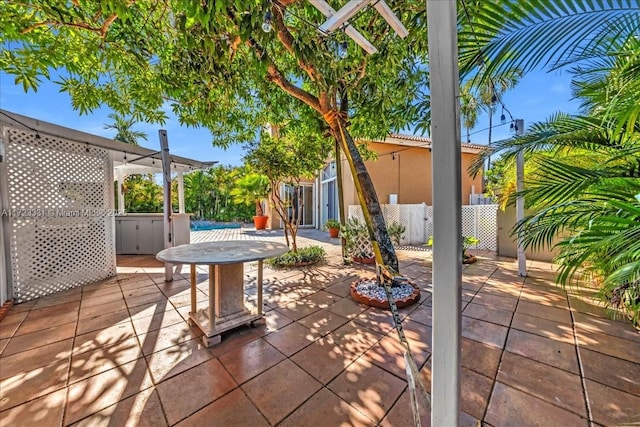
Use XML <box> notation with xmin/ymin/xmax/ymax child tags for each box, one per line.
<box><xmin>0</xmin><ymin>228</ymin><xmax>639</xmax><ymax>426</ymax></box>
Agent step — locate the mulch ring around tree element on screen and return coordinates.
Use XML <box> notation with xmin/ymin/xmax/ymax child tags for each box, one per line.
<box><xmin>350</xmin><ymin>278</ymin><xmax>421</xmax><ymax>310</ymax></box>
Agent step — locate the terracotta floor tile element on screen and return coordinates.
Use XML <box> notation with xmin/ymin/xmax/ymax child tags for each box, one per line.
<box><xmin>175</xmin><ymin>387</ymin><xmax>268</xmax><ymax>427</ymax></box>
<box><xmin>122</xmin><ymin>284</ymin><xmax>161</xmax><ymax>299</ymax></box>
<box><xmin>516</xmin><ymin>300</ymin><xmax>572</xmax><ymax>324</ymax></box>
<box><xmin>380</xmin><ymin>388</ymin><xmax>431</xmax><ymax>427</ymax></box>
<box><xmin>576</xmin><ymin>329</ymin><xmax>640</xmax><ymax>364</ymax></box>
<box><xmin>131</xmin><ymin>308</ymin><xmax>185</xmax><ymax>336</ymax></box>
<box><xmin>419</xmin><ymin>365</ymin><xmax>492</xmax><ymax>420</ymax></box>
<box><xmin>354</xmin><ymin>307</ymin><xmax>397</xmax><ymax>334</ymax></box>
<box><xmin>463</xmin><ymin>302</ymin><xmax>513</xmax><ymax>327</ymax></box>
<box><xmin>281</xmin><ymin>387</ymin><xmax>374</xmax><ymax>427</ymax></box>
<box><xmin>573</xmin><ymin>311</ymin><xmax>640</xmax><ymax>344</ymax></box>
<box><xmin>0</xmin><ymin>338</ymin><xmax>72</xmax><ymax>381</ymax></box>
<box><xmin>65</xmin><ymin>358</ymin><xmax>154</xmax><ymax>425</ymax></box>
<box><xmin>485</xmin><ymin>382</ymin><xmax>588</xmax><ymax>426</ymax></box>
<box><xmin>242</xmin><ymin>359</ymin><xmax>322</xmax><ymax>425</ymax></box>
<box><xmin>0</xmin><ymin>338</ymin><xmax>8</xmax><ymax>355</ymax></box>
<box><xmin>82</xmin><ymin>283</ymin><xmax>122</xmax><ymax>299</ymax></box>
<box><xmin>73</xmin><ymin>388</ymin><xmax>167</xmax><ymax>427</ymax></box>
<box><xmin>569</xmin><ymin>296</ymin><xmax>609</xmax><ymax>318</ymax></box>
<box><xmin>328</xmin><ymin>357</ymin><xmax>406</xmax><ymax>423</ymax></box>
<box><xmin>156</xmin><ymin>358</ymin><xmax>237</xmax><ymax>424</ymax></box>
<box><xmin>69</xmin><ymin>336</ymin><xmax>143</xmax><ymax>384</ymax></box>
<box><xmin>0</xmin><ymin>311</ymin><xmax>28</xmax><ymax>339</ymax></box>
<box><xmin>73</xmin><ymin>320</ymin><xmax>136</xmax><ymax>355</ymax></box>
<box><xmin>363</xmin><ymin>333</ymin><xmax>429</xmax><ymax>380</ymax></box>
<box><xmin>405</xmin><ymin>303</ymin><xmax>432</xmax><ymax>327</ymax></box>
<box><xmin>497</xmin><ymin>351</ymin><xmax>586</xmax><ymax>416</ymax></box>
<box><xmin>75</xmin><ymin>309</ymin><xmax>130</xmax><ymax>336</ymax></box>
<box><xmin>331</xmin><ymin>322</ymin><xmax>386</xmax><ymax>357</ymax></box>
<box><xmin>3</xmin><ymin>322</ymin><xmax>76</xmax><ymax>357</ymax></box>
<box><xmin>125</xmin><ymin>292</ymin><xmax>168</xmax><ymax>310</ymax></box>
<box><xmin>505</xmin><ymin>329</ymin><xmax>579</xmax><ymax>374</ymax></box>
<box><xmin>519</xmin><ymin>287</ymin><xmax>569</xmax><ymax>308</ymax></box>
<box><xmin>461</xmin><ymin>337</ymin><xmax>502</xmax><ymax>379</ymax></box>
<box><xmin>145</xmin><ymin>337</ymin><xmax>214</xmax><ymax>384</ymax></box>
<box><xmin>470</xmin><ymin>292</ymin><xmax>518</xmax><ymax>312</ymax></box>
<box><xmin>580</xmin><ymin>348</ymin><xmax>640</xmax><ymax>395</ymax></box>
<box><xmin>324</xmin><ymin>279</ymin><xmax>353</xmax><ymax>298</ymax></box>
<box><xmin>219</xmin><ymin>338</ymin><xmax>285</xmax><ymax>384</ymax></box>
<box><xmin>24</xmin><ymin>300</ymin><xmax>79</xmax><ymax>320</ymax></box>
<box><xmin>208</xmin><ymin>326</ymin><xmax>260</xmax><ymax>357</ymax></box>
<box><xmin>291</xmin><ymin>337</ymin><xmax>355</xmax><ymax>384</ymax></box>
<box><xmin>15</xmin><ymin>311</ymin><xmax>77</xmax><ymax>336</ymax></box>
<box><xmin>0</xmin><ymin>388</ymin><xmax>66</xmax><ymax>427</ymax></box>
<box><xmin>32</xmin><ymin>293</ymin><xmax>82</xmax><ymax>310</ymax></box>
<box><xmin>275</xmin><ymin>300</ymin><xmax>323</xmax><ymax>321</ymax></box>
<box><xmin>511</xmin><ymin>311</ymin><xmax>575</xmax><ymax>344</ymax></box>
<box><xmin>79</xmin><ymin>300</ymin><xmax>128</xmax><ymax>320</ymax></box>
<box><xmin>327</xmin><ymin>296</ymin><xmax>368</xmax><ymax>319</ymax></box>
<box><xmin>585</xmin><ymin>378</ymin><xmax>640</xmax><ymax>426</ymax></box>
<box><xmin>263</xmin><ymin>321</ymin><xmax>319</xmax><ymax>356</ymax></box>
<box><xmin>0</xmin><ymin>359</ymin><xmax>69</xmax><ymax>411</ymax></box>
<box><xmin>80</xmin><ymin>291</ymin><xmax>124</xmax><ymax>308</ymax></box>
<box><xmin>297</xmin><ymin>309</ymin><xmax>350</xmax><ymax>336</ymax></box>
<box><xmin>461</xmin><ymin>316</ymin><xmax>508</xmax><ymax>349</ymax></box>
<box><xmin>137</xmin><ymin>321</ymin><xmax>200</xmax><ymax>356</ymax></box>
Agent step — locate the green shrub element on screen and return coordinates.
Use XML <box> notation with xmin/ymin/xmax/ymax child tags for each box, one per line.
<box><xmin>267</xmin><ymin>245</ymin><xmax>326</xmax><ymax>268</ymax></box>
<box><xmin>387</xmin><ymin>222</ymin><xmax>406</xmax><ymax>246</ymax></box>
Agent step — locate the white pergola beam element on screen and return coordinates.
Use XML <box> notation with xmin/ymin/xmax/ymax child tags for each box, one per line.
<box><xmin>318</xmin><ymin>0</ymin><xmax>375</xmax><ymax>34</ymax></box>
<box><xmin>373</xmin><ymin>1</ymin><xmax>409</xmax><ymax>38</ymax></box>
<box><xmin>310</xmin><ymin>0</ymin><xmax>378</xmax><ymax>54</ymax></box>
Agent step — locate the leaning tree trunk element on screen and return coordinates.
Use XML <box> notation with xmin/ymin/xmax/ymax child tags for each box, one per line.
<box><xmin>325</xmin><ymin>112</ymin><xmax>399</xmax><ymax>274</ymax></box>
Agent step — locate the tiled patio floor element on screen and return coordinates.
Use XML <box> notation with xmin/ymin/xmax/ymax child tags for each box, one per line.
<box><xmin>1</xmin><ymin>229</ymin><xmax>639</xmax><ymax>426</ymax></box>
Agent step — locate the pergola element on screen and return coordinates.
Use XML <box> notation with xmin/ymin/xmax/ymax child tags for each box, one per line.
<box><xmin>0</xmin><ymin>110</ymin><xmax>213</xmax><ymax>307</ymax></box>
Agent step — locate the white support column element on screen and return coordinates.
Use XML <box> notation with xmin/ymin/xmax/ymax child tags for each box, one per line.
<box><xmin>177</xmin><ymin>171</ymin><xmax>185</xmax><ymax>214</ymax></box>
<box><xmin>159</xmin><ymin>130</ymin><xmax>173</xmax><ymax>282</ymax></box>
<box><xmin>116</xmin><ymin>169</ymin><xmax>125</xmax><ymax>213</ymax></box>
<box><xmin>427</xmin><ymin>0</ymin><xmax>462</xmax><ymax>425</ymax></box>
<box><xmin>515</xmin><ymin>119</ymin><xmax>527</xmax><ymax>277</ymax></box>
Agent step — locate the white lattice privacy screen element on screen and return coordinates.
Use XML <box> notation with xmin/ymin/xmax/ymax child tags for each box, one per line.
<box><xmin>348</xmin><ymin>204</ymin><xmax>498</xmax><ymax>250</ymax></box>
<box><xmin>2</xmin><ymin>128</ymin><xmax>116</xmax><ymax>302</ymax></box>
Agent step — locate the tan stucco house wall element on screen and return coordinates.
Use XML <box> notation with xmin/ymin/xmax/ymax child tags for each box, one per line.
<box><xmin>341</xmin><ymin>134</ymin><xmax>484</xmax><ymax>207</ymax></box>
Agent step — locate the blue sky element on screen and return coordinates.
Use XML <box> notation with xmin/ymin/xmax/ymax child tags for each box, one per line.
<box><xmin>0</xmin><ymin>68</ymin><xmax>581</xmax><ymax>167</ymax></box>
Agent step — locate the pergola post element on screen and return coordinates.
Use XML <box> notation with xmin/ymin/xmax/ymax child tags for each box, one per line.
<box><xmin>177</xmin><ymin>171</ymin><xmax>185</xmax><ymax>214</ymax></box>
<box><xmin>515</xmin><ymin>119</ymin><xmax>527</xmax><ymax>277</ymax></box>
<box><xmin>427</xmin><ymin>0</ymin><xmax>462</xmax><ymax>425</ymax></box>
<box><xmin>116</xmin><ymin>169</ymin><xmax>125</xmax><ymax>213</ymax></box>
<box><xmin>159</xmin><ymin>130</ymin><xmax>173</xmax><ymax>282</ymax></box>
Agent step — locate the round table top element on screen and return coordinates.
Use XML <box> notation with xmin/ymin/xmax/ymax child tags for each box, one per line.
<box><xmin>156</xmin><ymin>240</ymin><xmax>289</xmax><ymax>265</ymax></box>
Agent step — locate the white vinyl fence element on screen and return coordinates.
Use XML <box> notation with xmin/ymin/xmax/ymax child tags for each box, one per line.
<box><xmin>348</xmin><ymin>203</ymin><xmax>498</xmax><ymax>251</ymax></box>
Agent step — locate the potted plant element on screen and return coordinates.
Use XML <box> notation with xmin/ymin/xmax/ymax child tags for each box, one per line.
<box><xmin>462</xmin><ymin>236</ymin><xmax>480</xmax><ymax>264</ymax></box>
<box><xmin>426</xmin><ymin>235</ymin><xmax>480</xmax><ymax>264</ymax></box>
<box><xmin>231</xmin><ymin>173</ymin><xmax>270</xmax><ymax>230</ymax></box>
<box><xmin>323</xmin><ymin>218</ymin><xmax>341</xmax><ymax>238</ymax></box>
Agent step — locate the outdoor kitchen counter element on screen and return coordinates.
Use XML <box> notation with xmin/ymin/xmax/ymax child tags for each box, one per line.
<box><xmin>156</xmin><ymin>240</ymin><xmax>289</xmax><ymax>346</ymax></box>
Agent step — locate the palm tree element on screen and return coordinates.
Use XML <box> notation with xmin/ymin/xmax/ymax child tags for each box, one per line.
<box><xmin>231</xmin><ymin>173</ymin><xmax>270</xmax><ymax>226</ymax></box>
<box><xmin>104</xmin><ymin>113</ymin><xmax>148</xmax><ymax>145</ymax></box>
<box><xmin>460</xmin><ymin>81</ymin><xmax>479</xmax><ymax>143</ymax></box>
<box><xmin>468</xmin><ymin>11</ymin><xmax>640</xmax><ymax>324</ymax></box>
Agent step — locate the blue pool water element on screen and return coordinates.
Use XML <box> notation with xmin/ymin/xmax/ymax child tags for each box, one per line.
<box><xmin>190</xmin><ymin>221</ymin><xmax>242</xmax><ymax>231</ymax></box>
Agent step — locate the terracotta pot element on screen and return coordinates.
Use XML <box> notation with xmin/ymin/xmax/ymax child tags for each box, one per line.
<box><xmin>350</xmin><ymin>278</ymin><xmax>421</xmax><ymax>309</ymax></box>
<box><xmin>352</xmin><ymin>256</ymin><xmax>376</xmax><ymax>264</ymax></box>
<box><xmin>328</xmin><ymin>227</ymin><xmax>339</xmax><ymax>238</ymax></box>
<box><xmin>463</xmin><ymin>255</ymin><xmax>477</xmax><ymax>264</ymax></box>
<box><xmin>253</xmin><ymin>215</ymin><xmax>268</xmax><ymax>230</ymax></box>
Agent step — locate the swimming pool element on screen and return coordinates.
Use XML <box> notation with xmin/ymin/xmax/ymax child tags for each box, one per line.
<box><xmin>190</xmin><ymin>221</ymin><xmax>242</xmax><ymax>231</ymax></box>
